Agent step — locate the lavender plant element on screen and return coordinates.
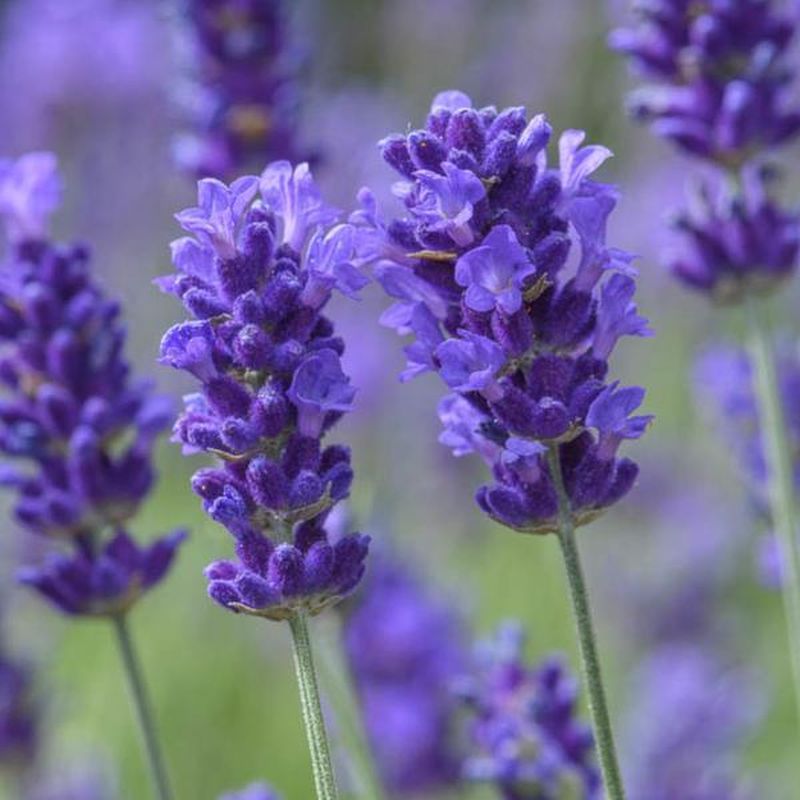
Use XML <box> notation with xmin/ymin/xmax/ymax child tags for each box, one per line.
<box><xmin>353</xmin><ymin>90</ymin><xmax>650</xmax><ymax>798</ymax></box>
<box><xmin>175</xmin><ymin>0</ymin><xmax>307</xmax><ymax>181</ymax></box>
<box><xmin>157</xmin><ymin>161</ymin><xmax>369</xmax><ymax>800</ymax></box>
<box><xmin>0</xmin><ymin>153</ymin><xmax>183</xmax><ymax>800</ymax></box>
<box><xmin>612</xmin><ymin>0</ymin><xmax>800</xmax><ymax>721</ymax></box>
<box><xmin>343</xmin><ymin>554</ymin><xmax>466</xmax><ymax>797</ymax></box>
<box><xmin>459</xmin><ymin>622</ymin><xmax>599</xmax><ymax>799</ymax></box>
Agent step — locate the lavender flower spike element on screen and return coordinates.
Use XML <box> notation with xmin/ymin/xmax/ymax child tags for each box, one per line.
<box><xmin>175</xmin><ymin>0</ymin><xmax>308</xmax><ymax>180</ymax></box>
<box><xmin>159</xmin><ymin>161</ymin><xmax>369</xmax><ymax>622</ymax></box>
<box><xmin>610</xmin><ymin>0</ymin><xmax>800</xmax><ymax>166</ymax></box>
<box><xmin>355</xmin><ymin>91</ymin><xmax>651</xmax><ymax>535</ymax></box>
<box><xmin>0</xmin><ymin>153</ymin><xmax>184</xmax><ymax>617</ymax></box>
<box><xmin>356</xmin><ymin>89</ymin><xmax>643</xmax><ymax>799</ymax></box>
<box><xmin>459</xmin><ymin>622</ymin><xmax>600</xmax><ymax>800</ymax></box>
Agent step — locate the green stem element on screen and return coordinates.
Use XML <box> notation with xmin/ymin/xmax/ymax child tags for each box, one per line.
<box><xmin>747</xmin><ymin>296</ymin><xmax>800</xmax><ymax>722</ymax></box>
<box><xmin>111</xmin><ymin>615</ymin><xmax>172</xmax><ymax>800</ymax></box>
<box><xmin>547</xmin><ymin>448</ymin><xmax>626</xmax><ymax>800</ymax></box>
<box><xmin>289</xmin><ymin>611</ymin><xmax>339</xmax><ymax>800</ymax></box>
<box><xmin>317</xmin><ymin>617</ymin><xmax>388</xmax><ymax>800</ymax></box>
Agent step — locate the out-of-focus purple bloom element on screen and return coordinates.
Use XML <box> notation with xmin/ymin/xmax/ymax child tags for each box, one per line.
<box><xmin>458</xmin><ymin>622</ymin><xmax>599</xmax><ymax>799</ymax></box>
<box><xmin>26</xmin><ymin>759</ymin><xmax>119</xmax><ymax>800</ymax></box>
<box><xmin>0</xmin><ymin>655</ymin><xmax>37</xmax><ymax>770</ymax></box>
<box><xmin>354</xmin><ymin>91</ymin><xmax>651</xmax><ymax>535</ymax></box>
<box><xmin>344</xmin><ymin>555</ymin><xmax>466</xmax><ymax>796</ymax></box>
<box><xmin>668</xmin><ymin>165</ymin><xmax>800</xmax><ymax>300</ymax></box>
<box><xmin>217</xmin><ymin>783</ymin><xmax>280</xmax><ymax>800</ymax></box>
<box><xmin>18</xmin><ymin>530</ymin><xmax>186</xmax><ymax>617</ymax></box>
<box><xmin>694</xmin><ymin>342</ymin><xmax>800</xmax><ymax>504</ymax></box>
<box><xmin>623</xmin><ymin>645</ymin><xmax>760</xmax><ymax>800</ymax></box>
<box><xmin>160</xmin><ymin>162</ymin><xmax>369</xmax><ymax>621</ymax></box>
<box><xmin>175</xmin><ymin>0</ymin><xmax>308</xmax><ymax>180</ymax></box>
<box><xmin>0</xmin><ymin>152</ymin><xmax>62</xmax><ymax>244</ymax></box>
<box><xmin>611</xmin><ymin>0</ymin><xmax>800</xmax><ymax>165</ymax></box>
<box><xmin>0</xmin><ymin>153</ymin><xmax>183</xmax><ymax>616</ymax></box>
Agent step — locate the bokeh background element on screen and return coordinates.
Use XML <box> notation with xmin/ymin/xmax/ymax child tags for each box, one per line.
<box><xmin>0</xmin><ymin>0</ymin><xmax>798</xmax><ymax>797</ymax></box>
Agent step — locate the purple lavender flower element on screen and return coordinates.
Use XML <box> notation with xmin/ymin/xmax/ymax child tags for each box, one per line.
<box><xmin>668</xmin><ymin>164</ymin><xmax>800</xmax><ymax>300</ymax></box>
<box><xmin>176</xmin><ymin>0</ymin><xmax>308</xmax><ymax>180</ymax></box>
<box><xmin>459</xmin><ymin>622</ymin><xmax>599</xmax><ymax>799</ymax></box>
<box><xmin>344</xmin><ymin>555</ymin><xmax>465</xmax><ymax>796</ymax></box>
<box><xmin>0</xmin><ymin>153</ymin><xmax>183</xmax><ymax>616</ymax></box>
<box><xmin>18</xmin><ymin>530</ymin><xmax>186</xmax><ymax>617</ymax></box>
<box><xmin>218</xmin><ymin>783</ymin><xmax>280</xmax><ymax>800</ymax></box>
<box><xmin>610</xmin><ymin>0</ymin><xmax>800</xmax><ymax>165</ymax></box>
<box><xmin>159</xmin><ymin>161</ymin><xmax>369</xmax><ymax>621</ymax></box>
<box><xmin>623</xmin><ymin>645</ymin><xmax>760</xmax><ymax>800</ymax></box>
<box><xmin>354</xmin><ymin>91</ymin><xmax>652</xmax><ymax>534</ymax></box>
<box><xmin>694</xmin><ymin>342</ymin><xmax>800</xmax><ymax>504</ymax></box>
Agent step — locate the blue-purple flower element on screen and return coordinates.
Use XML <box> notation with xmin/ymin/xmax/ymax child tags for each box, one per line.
<box><xmin>0</xmin><ymin>153</ymin><xmax>183</xmax><ymax>616</ymax></box>
<box><xmin>175</xmin><ymin>0</ymin><xmax>308</xmax><ymax>180</ymax></box>
<box><xmin>623</xmin><ymin>645</ymin><xmax>760</xmax><ymax>800</ymax></box>
<box><xmin>344</xmin><ymin>554</ymin><xmax>466</xmax><ymax>796</ymax></box>
<box><xmin>668</xmin><ymin>164</ymin><xmax>800</xmax><ymax>300</ymax></box>
<box><xmin>354</xmin><ymin>91</ymin><xmax>652</xmax><ymax>534</ymax></box>
<box><xmin>159</xmin><ymin>161</ymin><xmax>369</xmax><ymax>621</ymax></box>
<box><xmin>610</xmin><ymin>0</ymin><xmax>800</xmax><ymax>165</ymax></box>
<box><xmin>458</xmin><ymin>622</ymin><xmax>599</xmax><ymax>799</ymax></box>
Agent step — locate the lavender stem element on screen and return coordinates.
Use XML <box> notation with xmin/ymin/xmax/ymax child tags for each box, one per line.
<box><xmin>289</xmin><ymin>612</ymin><xmax>339</xmax><ymax>800</ymax></box>
<box><xmin>112</xmin><ymin>615</ymin><xmax>173</xmax><ymax>800</ymax></box>
<box><xmin>747</xmin><ymin>296</ymin><xmax>800</xmax><ymax>725</ymax></box>
<box><xmin>547</xmin><ymin>447</ymin><xmax>626</xmax><ymax>800</ymax></box>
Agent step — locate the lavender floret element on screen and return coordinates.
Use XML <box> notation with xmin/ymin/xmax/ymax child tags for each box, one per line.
<box><xmin>0</xmin><ymin>153</ymin><xmax>183</xmax><ymax>616</ymax></box>
<box><xmin>354</xmin><ymin>92</ymin><xmax>652</xmax><ymax>534</ymax></box>
<box><xmin>159</xmin><ymin>161</ymin><xmax>369</xmax><ymax>621</ymax></box>
<box><xmin>458</xmin><ymin>622</ymin><xmax>600</xmax><ymax>799</ymax></box>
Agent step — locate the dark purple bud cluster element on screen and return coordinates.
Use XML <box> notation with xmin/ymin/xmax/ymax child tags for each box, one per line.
<box><xmin>610</xmin><ymin>0</ymin><xmax>800</xmax><ymax>166</ymax></box>
<box><xmin>612</xmin><ymin>1</ymin><xmax>800</xmax><ymax>300</ymax></box>
<box><xmin>159</xmin><ymin>162</ymin><xmax>369</xmax><ymax>621</ymax></box>
<box><xmin>668</xmin><ymin>164</ymin><xmax>799</xmax><ymax>301</ymax></box>
<box><xmin>354</xmin><ymin>91</ymin><xmax>652</xmax><ymax>534</ymax></box>
<box><xmin>0</xmin><ymin>153</ymin><xmax>184</xmax><ymax>617</ymax></box>
<box><xmin>458</xmin><ymin>623</ymin><xmax>599</xmax><ymax>799</ymax></box>
<box><xmin>343</xmin><ymin>555</ymin><xmax>466</xmax><ymax>795</ymax></box>
<box><xmin>176</xmin><ymin>0</ymin><xmax>307</xmax><ymax>180</ymax></box>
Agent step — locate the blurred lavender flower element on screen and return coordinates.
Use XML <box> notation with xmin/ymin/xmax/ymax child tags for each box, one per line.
<box><xmin>610</xmin><ymin>0</ymin><xmax>800</xmax><ymax>165</ymax></box>
<box><xmin>343</xmin><ymin>555</ymin><xmax>465</xmax><ymax>796</ymax></box>
<box><xmin>26</xmin><ymin>759</ymin><xmax>119</xmax><ymax>800</ymax></box>
<box><xmin>159</xmin><ymin>162</ymin><xmax>369</xmax><ymax>621</ymax></box>
<box><xmin>0</xmin><ymin>654</ymin><xmax>37</xmax><ymax>772</ymax></box>
<box><xmin>175</xmin><ymin>0</ymin><xmax>307</xmax><ymax>180</ymax></box>
<box><xmin>0</xmin><ymin>0</ymin><xmax>166</xmax><ymax>152</ymax></box>
<box><xmin>612</xmin><ymin>1</ymin><xmax>800</xmax><ymax>300</ymax></box>
<box><xmin>623</xmin><ymin>645</ymin><xmax>760</xmax><ymax>800</ymax></box>
<box><xmin>667</xmin><ymin>162</ymin><xmax>800</xmax><ymax>301</ymax></box>
<box><xmin>0</xmin><ymin>153</ymin><xmax>184</xmax><ymax>616</ymax></box>
<box><xmin>458</xmin><ymin>622</ymin><xmax>599</xmax><ymax>799</ymax></box>
<box><xmin>353</xmin><ymin>91</ymin><xmax>652</xmax><ymax>535</ymax></box>
<box><xmin>694</xmin><ymin>342</ymin><xmax>800</xmax><ymax>504</ymax></box>
<box><xmin>218</xmin><ymin>783</ymin><xmax>280</xmax><ymax>800</ymax></box>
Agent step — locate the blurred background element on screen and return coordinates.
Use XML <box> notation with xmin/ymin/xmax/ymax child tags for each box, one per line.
<box><xmin>0</xmin><ymin>0</ymin><xmax>798</xmax><ymax>797</ymax></box>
